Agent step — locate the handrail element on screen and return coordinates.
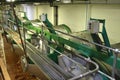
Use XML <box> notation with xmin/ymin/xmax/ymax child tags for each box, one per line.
<box><xmin>6</xmin><ymin>20</ymin><xmax>99</xmax><ymax>79</ymax></box>
<box><xmin>35</xmin><ymin>22</ymin><xmax>119</xmax><ymax>79</ymax></box>
<box><xmin>98</xmin><ymin>71</ymin><xmax>115</xmax><ymax>80</ymax></box>
<box><xmin>7</xmin><ymin>13</ymin><xmax>120</xmax><ymax>54</ymax></box>
<box><xmin>42</xmin><ymin>22</ymin><xmax>120</xmax><ymax>54</ymax></box>
<box><xmin>23</xmin><ymin>25</ymin><xmax>99</xmax><ymax>79</ymax></box>
<box><xmin>7</xmin><ymin>18</ymin><xmax>119</xmax><ymax>79</ymax></box>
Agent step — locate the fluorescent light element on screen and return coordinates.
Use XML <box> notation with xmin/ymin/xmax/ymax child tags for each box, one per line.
<box><xmin>6</xmin><ymin>0</ymin><xmax>11</xmax><ymax>2</ymax></box>
<box><xmin>62</xmin><ymin>0</ymin><xmax>71</xmax><ymax>3</ymax></box>
<box><xmin>6</xmin><ymin>0</ymin><xmax>15</xmax><ymax>2</ymax></box>
<box><xmin>12</xmin><ymin>0</ymin><xmax>15</xmax><ymax>2</ymax></box>
<box><xmin>56</xmin><ymin>0</ymin><xmax>60</xmax><ymax>1</ymax></box>
<box><xmin>34</xmin><ymin>3</ymin><xmax>40</xmax><ymax>5</ymax></box>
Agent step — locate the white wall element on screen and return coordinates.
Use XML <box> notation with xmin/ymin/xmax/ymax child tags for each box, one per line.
<box><xmin>58</xmin><ymin>4</ymin><xmax>87</xmax><ymax>32</ymax></box>
<box><xmin>19</xmin><ymin>4</ymin><xmax>35</xmax><ymax>20</ymax></box>
<box><xmin>91</xmin><ymin>4</ymin><xmax>120</xmax><ymax>44</ymax></box>
<box><xmin>58</xmin><ymin>4</ymin><xmax>120</xmax><ymax>44</ymax></box>
<box><xmin>17</xmin><ymin>4</ymin><xmax>120</xmax><ymax>44</ymax></box>
<box><xmin>37</xmin><ymin>5</ymin><xmax>54</xmax><ymax>24</ymax></box>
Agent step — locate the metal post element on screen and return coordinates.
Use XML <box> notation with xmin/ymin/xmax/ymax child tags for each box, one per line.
<box><xmin>41</xmin><ymin>25</ymin><xmax>44</xmax><ymax>54</ymax></box>
<box><xmin>54</xmin><ymin>6</ymin><xmax>58</xmax><ymax>26</ymax></box>
<box><xmin>112</xmin><ymin>49</ymin><xmax>118</xmax><ymax>78</ymax></box>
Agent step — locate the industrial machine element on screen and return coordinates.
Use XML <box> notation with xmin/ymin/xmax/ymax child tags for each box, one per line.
<box><xmin>0</xmin><ymin>4</ymin><xmax>120</xmax><ymax>80</ymax></box>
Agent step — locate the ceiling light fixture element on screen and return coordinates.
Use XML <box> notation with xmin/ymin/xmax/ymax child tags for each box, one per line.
<box><xmin>56</xmin><ymin>0</ymin><xmax>61</xmax><ymax>1</ymax></box>
<box><xmin>62</xmin><ymin>0</ymin><xmax>71</xmax><ymax>3</ymax></box>
<box><xmin>6</xmin><ymin>0</ymin><xmax>15</xmax><ymax>2</ymax></box>
<box><xmin>34</xmin><ymin>3</ymin><xmax>40</xmax><ymax>5</ymax></box>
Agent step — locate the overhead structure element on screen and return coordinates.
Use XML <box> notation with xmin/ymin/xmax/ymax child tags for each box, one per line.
<box><xmin>0</xmin><ymin>0</ymin><xmax>120</xmax><ymax>5</ymax></box>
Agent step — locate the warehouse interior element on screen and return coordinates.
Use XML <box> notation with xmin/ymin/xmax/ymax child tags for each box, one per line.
<box><xmin>0</xmin><ymin>0</ymin><xmax>120</xmax><ymax>80</ymax></box>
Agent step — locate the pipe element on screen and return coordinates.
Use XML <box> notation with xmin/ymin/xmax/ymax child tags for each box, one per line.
<box><xmin>98</xmin><ymin>71</ymin><xmax>115</xmax><ymax>80</ymax></box>
<box><xmin>112</xmin><ymin>52</ymin><xmax>118</xmax><ymax>78</ymax></box>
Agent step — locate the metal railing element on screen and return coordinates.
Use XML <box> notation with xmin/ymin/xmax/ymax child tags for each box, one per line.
<box><xmin>6</xmin><ymin>18</ymin><xmax>117</xmax><ymax>79</ymax></box>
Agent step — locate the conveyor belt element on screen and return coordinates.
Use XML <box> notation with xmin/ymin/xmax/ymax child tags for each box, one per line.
<box><xmin>4</xmin><ymin>27</ymin><xmax>73</xmax><ymax>80</ymax></box>
<box><xmin>4</xmin><ymin>27</ymin><xmax>115</xmax><ymax>80</ymax></box>
<box><xmin>26</xmin><ymin>42</ymin><xmax>73</xmax><ymax>80</ymax></box>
